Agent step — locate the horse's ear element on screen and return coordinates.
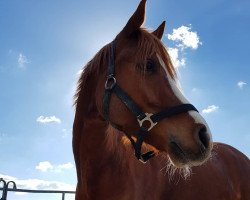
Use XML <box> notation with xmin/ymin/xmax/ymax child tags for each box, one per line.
<box><xmin>120</xmin><ymin>0</ymin><xmax>147</xmax><ymax>37</ymax></box>
<box><xmin>152</xmin><ymin>21</ymin><xmax>166</xmax><ymax>40</ymax></box>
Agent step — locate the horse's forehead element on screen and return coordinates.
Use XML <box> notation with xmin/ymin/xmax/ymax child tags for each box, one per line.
<box><xmin>157</xmin><ymin>54</ymin><xmax>173</xmax><ymax>79</ymax></box>
<box><xmin>117</xmin><ymin>34</ymin><xmax>156</xmax><ymax>59</ymax></box>
<box><xmin>156</xmin><ymin>54</ymin><xmax>183</xmax><ymax>92</ymax></box>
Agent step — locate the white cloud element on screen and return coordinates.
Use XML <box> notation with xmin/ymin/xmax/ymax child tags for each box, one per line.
<box><xmin>167</xmin><ymin>25</ymin><xmax>201</xmax><ymax>69</ymax></box>
<box><xmin>168</xmin><ymin>47</ymin><xmax>186</xmax><ymax>69</ymax></box>
<box><xmin>237</xmin><ymin>81</ymin><xmax>247</xmax><ymax>89</ymax></box>
<box><xmin>35</xmin><ymin>161</ymin><xmax>53</xmax><ymax>172</ymax></box>
<box><xmin>36</xmin><ymin>116</ymin><xmax>61</xmax><ymax>124</ymax></box>
<box><xmin>57</xmin><ymin>163</ymin><xmax>74</xmax><ymax>170</ymax></box>
<box><xmin>202</xmin><ymin>105</ymin><xmax>219</xmax><ymax>114</ymax></box>
<box><xmin>0</xmin><ymin>174</ymin><xmax>75</xmax><ymax>191</ymax></box>
<box><xmin>35</xmin><ymin>161</ymin><xmax>74</xmax><ymax>173</ymax></box>
<box><xmin>18</xmin><ymin>53</ymin><xmax>29</xmax><ymax>69</ymax></box>
<box><xmin>167</xmin><ymin>25</ymin><xmax>202</xmax><ymax>49</ymax></box>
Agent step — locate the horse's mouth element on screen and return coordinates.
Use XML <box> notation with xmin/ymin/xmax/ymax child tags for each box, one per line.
<box><xmin>169</xmin><ymin>141</ymin><xmax>188</xmax><ymax>164</ymax></box>
<box><xmin>168</xmin><ymin>139</ymin><xmax>211</xmax><ymax>167</ymax></box>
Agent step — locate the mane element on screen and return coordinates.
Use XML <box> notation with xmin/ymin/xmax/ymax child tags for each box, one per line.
<box><xmin>74</xmin><ymin>28</ymin><xmax>176</xmax><ymax>107</ymax></box>
<box><xmin>73</xmin><ymin>43</ymin><xmax>112</xmax><ymax>106</ymax></box>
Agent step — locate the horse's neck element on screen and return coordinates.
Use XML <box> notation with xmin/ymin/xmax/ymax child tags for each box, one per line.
<box><xmin>74</xmin><ymin>111</ymin><xmax>131</xmax><ymax>168</ymax></box>
<box><xmin>73</xmin><ymin>71</ymin><xmax>136</xmax><ymax>192</ymax></box>
<box><xmin>73</xmin><ymin>68</ymin><xmax>132</xmax><ymax>166</ymax></box>
<box><xmin>73</xmin><ymin>112</ymin><xmax>135</xmax><ymax>198</ymax></box>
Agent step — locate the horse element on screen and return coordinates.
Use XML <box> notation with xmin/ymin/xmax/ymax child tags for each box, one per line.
<box><xmin>73</xmin><ymin>0</ymin><xmax>250</xmax><ymax>199</ymax></box>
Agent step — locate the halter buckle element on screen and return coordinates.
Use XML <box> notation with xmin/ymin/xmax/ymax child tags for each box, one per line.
<box><xmin>139</xmin><ymin>158</ymin><xmax>147</xmax><ymax>164</ymax></box>
<box><xmin>105</xmin><ymin>75</ymin><xmax>116</xmax><ymax>90</ymax></box>
<box><xmin>138</xmin><ymin>113</ymin><xmax>157</xmax><ymax>131</ymax></box>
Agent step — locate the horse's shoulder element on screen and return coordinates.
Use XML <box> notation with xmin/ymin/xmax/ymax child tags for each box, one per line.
<box><xmin>213</xmin><ymin>142</ymin><xmax>249</xmax><ymax>163</ymax></box>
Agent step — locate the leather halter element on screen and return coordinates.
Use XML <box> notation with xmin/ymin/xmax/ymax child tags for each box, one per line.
<box><xmin>103</xmin><ymin>40</ymin><xmax>198</xmax><ymax>163</ymax></box>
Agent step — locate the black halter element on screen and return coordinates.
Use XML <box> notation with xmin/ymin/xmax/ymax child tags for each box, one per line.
<box><xmin>103</xmin><ymin>40</ymin><xmax>198</xmax><ymax>163</ymax></box>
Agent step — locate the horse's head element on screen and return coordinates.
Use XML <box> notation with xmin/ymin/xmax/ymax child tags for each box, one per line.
<box><xmin>95</xmin><ymin>0</ymin><xmax>212</xmax><ymax>167</ymax></box>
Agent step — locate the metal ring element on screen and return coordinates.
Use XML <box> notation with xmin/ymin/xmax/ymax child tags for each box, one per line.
<box><xmin>139</xmin><ymin>158</ymin><xmax>147</xmax><ymax>164</ymax></box>
<box><xmin>105</xmin><ymin>75</ymin><xmax>116</xmax><ymax>90</ymax></box>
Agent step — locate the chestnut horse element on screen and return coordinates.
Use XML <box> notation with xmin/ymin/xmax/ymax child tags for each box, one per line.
<box><xmin>73</xmin><ymin>0</ymin><xmax>250</xmax><ymax>199</ymax></box>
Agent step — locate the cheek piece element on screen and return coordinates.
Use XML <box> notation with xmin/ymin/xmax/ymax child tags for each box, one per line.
<box><xmin>103</xmin><ymin>40</ymin><xmax>198</xmax><ymax>163</ymax></box>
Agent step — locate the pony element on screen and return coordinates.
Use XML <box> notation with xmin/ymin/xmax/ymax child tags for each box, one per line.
<box><xmin>73</xmin><ymin>0</ymin><xmax>250</xmax><ymax>199</ymax></box>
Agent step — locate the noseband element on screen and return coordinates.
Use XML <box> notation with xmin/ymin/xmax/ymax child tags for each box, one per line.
<box><xmin>103</xmin><ymin>41</ymin><xmax>198</xmax><ymax>163</ymax></box>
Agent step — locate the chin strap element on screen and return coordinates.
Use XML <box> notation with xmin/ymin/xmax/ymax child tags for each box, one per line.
<box><xmin>128</xmin><ymin>128</ymin><xmax>155</xmax><ymax>163</ymax></box>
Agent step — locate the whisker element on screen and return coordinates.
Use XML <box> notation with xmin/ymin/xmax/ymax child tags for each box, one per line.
<box><xmin>159</xmin><ymin>154</ymin><xmax>192</xmax><ymax>183</ymax></box>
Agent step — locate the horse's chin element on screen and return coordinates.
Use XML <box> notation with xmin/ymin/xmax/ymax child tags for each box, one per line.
<box><xmin>168</xmin><ymin>154</ymin><xmax>208</xmax><ymax>168</ymax></box>
<box><xmin>167</xmin><ymin>141</ymin><xmax>212</xmax><ymax>168</ymax></box>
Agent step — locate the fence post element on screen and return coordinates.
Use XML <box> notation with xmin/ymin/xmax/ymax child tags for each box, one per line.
<box><xmin>4</xmin><ymin>181</ymin><xmax>17</xmax><ymax>200</ymax></box>
<box><xmin>62</xmin><ymin>192</ymin><xmax>65</xmax><ymax>200</ymax></box>
<box><xmin>0</xmin><ymin>178</ymin><xmax>7</xmax><ymax>200</ymax></box>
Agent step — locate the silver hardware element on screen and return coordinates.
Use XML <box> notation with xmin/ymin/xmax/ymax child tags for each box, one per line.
<box><xmin>138</xmin><ymin>113</ymin><xmax>157</xmax><ymax>131</ymax></box>
<box><xmin>139</xmin><ymin>158</ymin><xmax>147</xmax><ymax>164</ymax></box>
<box><xmin>105</xmin><ymin>75</ymin><xmax>116</xmax><ymax>90</ymax></box>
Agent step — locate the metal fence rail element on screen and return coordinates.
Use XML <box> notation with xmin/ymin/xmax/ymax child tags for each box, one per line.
<box><xmin>0</xmin><ymin>178</ymin><xmax>75</xmax><ymax>200</ymax></box>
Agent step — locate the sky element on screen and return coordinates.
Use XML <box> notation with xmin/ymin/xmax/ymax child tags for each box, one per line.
<box><xmin>0</xmin><ymin>0</ymin><xmax>250</xmax><ymax>199</ymax></box>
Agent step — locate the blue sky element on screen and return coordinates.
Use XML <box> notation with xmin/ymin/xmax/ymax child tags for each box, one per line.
<box><xmin>0</xmin><ymin>0</ymin><xmax>249</xmax><ymax>199</ymax></box>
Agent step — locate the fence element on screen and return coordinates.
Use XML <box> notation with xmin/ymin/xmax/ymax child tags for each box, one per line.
<box><xmin>0</xmin><ymin>178</ymin><xmax>75</xmax><ymax>200</ymax></box>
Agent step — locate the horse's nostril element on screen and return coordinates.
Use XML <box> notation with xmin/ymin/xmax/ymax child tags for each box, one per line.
<box><xmin>198</xmin><ymin>126</ymin><xmax>210</xmax><ymax>149</ymax></box>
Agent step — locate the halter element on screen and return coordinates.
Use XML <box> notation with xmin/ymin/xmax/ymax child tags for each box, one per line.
<box><xmin>103</xmin><ymin>41</ymin><xmax>198</xmax><ymax>163</ymax></box>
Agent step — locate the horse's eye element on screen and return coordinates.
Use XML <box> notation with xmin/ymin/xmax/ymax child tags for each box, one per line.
<box><xmin>136</xmin><ymin>59</ymin><xmax>156</xmax><ymax>74</ymax></box>
<box><xmin>145</xmin><ymin>59</ymin><xmax>156</xmax><ymax>73</ymax></box>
